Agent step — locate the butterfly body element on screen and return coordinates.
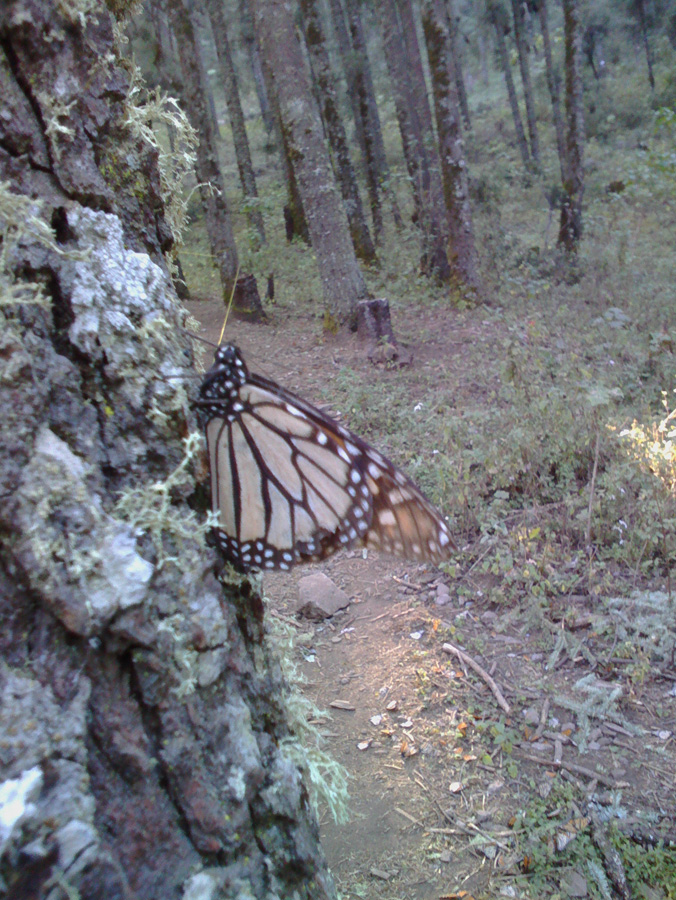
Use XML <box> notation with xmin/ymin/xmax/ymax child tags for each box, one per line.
<box><xmin>196</xmin><ymin>344</ymin><xmax>455</xmax><ymax>571</ymax></box>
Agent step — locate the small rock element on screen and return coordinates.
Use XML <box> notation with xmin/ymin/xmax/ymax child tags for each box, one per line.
<box><xmin>523</xmin><ymin>707</ymin><xmax>540</xmax><ymax>726</ymax></box>
<box><xmin>370</xmin><ymin>715</ymin><xmax>383</xmax><ymax>726</ymax></box>
<box><xmin>449</xmin><ymin>781</ymin><xmax>463</xmax><ymax>793</ymax></box>
<box><xmin>296</xmin><ymin>573</ymin><xmax>350</xmax><ymax>620</ymax></box>
<box><xmin>435</xmin><ymin>583</ymin><xmax>451</xmax><ymax>606</ymax></box>
<box><xmin>562</xmin><ymin>868</ymin><xmax>588</xmax><ymax>897</ymax></box>
<box><xmin>410</xmin><ymin>631</ymin><xmax>423</xmax><ymax>640</ymax></box>
<box><xmin>386</xmin><ymin>700</ymin><xmax>397</xmax><ymax>711</ymax></box>
<box><xmin>357</xmin><ymin>740</ymin><xmax>372</xmax><ymax>751</ymax></box>
<box><xmin>330</xmin><ymin>700</ymin><xmax>355</xmax><ymax>711</ymax></box>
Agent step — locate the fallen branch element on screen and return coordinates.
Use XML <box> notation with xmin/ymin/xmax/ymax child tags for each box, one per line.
<box><xmin>442</xmin><ymin>642</ymin><xmax>510</xmax><ymax>713</ymax></box>
<box><xmin>515</xmin><ymin>751</ymin><xmax>629</xmax><ymax>789</ymax></box>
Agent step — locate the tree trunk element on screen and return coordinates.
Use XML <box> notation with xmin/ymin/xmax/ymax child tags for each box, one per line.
<box><xmin>239</xmin><ymin>0</ymin><xmax>275</xmax><ymax>133</ymax></box>
<box><xmin>478</xmin><ymin>27</ymin><xmax>489</xmax><ymax>85</ymax></box>
<box><xmin>342</xmin><ymin>0</ymin><xmax>386</xmax><ymax>243</ymax></box>
<box><xmin>299</xmin><ymin>0</ymin><xmax>376</xmax><ymax>264</ymax></box>
<box><xmin>511</xmin><ymin>0</ymin><xmax>540</xmax><ymax>167</ymax></box>
<box><xmin>635</xmin><ymin>0</ymin><xmax>655</xmax><ymax>92</ymax></box>
<box><xmin>378</xmin><ymin>0</ymin><xmax>451</xmax><ymax>281</ymax></box>
<box><xmin>167</xmin><ymin>0</ymin><xmax>239</xmax><ymax>300</ymax></box>
<box><xmin>422</xmin><ymin>0</ymin><xmax>482</xmax><ymax>297</ymax></box>
<box><xmin>257</xmin><ymin>45</ymin><xmax>311</xmax><ymax>244</ymax></box>
<box><xmin>446</xmin><ymin>0</ymin><xmax>472</xmax><ymax>131</ymax></box>
<box><xmin>558</xmin><ymin>0</ymin><xmax>584</xmax><ymax>251</ymax></box>
<box><xmin>536</xmin><ymin>0</ymin><xmax>566</xmax><ymax>182</ymax></box>
<box><xmin>0</xmin><ymin>3</ymin><xmax>337</xmax><ymax>899</ymax></box>
<box><xmin>326</xmin><ymin>0</ymin><xmax>368</xmax><ymax>165</ymax></box>
<box><xmin>488</xmin><ymin>1</ymin><xmax>531</xmax><ymax>169</ymax></box>
<box><xmin>252</xmin><ymin>0</ymin><xmax>369</xmax><ymax>328</ymax></box>
<box><xmin>205</xmin><ymin>0</ymin><xmax>266</xmax><ymax>247</ymax></box>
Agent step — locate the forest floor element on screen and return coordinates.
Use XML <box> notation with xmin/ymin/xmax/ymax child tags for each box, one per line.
<box><xmin>190</xmin><ymin>296</ymin><xmax>676</xmax><ymax>900</ymax></box>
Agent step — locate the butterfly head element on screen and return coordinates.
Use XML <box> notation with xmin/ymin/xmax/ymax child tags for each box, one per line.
<box><xmin>197</xmin><ymin>343</ymin><xmax>249</xmax><ymax>418</ymax></box>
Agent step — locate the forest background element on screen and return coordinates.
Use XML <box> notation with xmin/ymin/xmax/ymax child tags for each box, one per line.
<box><xmin>125</xmin><ymin>0</ymin><xmax>676</xmax><ymax>896</ymax></box>
<box><xmin>1</xmin><ymin>0</ymin><xmax>676</xmax><ymax>898</ymax></box>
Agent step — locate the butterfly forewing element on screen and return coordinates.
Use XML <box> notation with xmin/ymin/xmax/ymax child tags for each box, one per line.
<box><xmin>197</xmin><ymin>344</ymin><xmax>455</xmax><ymax>571</ymax></box>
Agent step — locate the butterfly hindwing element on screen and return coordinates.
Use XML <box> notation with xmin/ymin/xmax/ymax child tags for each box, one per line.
<box><xmin>197</xmin><ymin>344</ymin><xmax>455</xmax><ymax>571</ymax></box>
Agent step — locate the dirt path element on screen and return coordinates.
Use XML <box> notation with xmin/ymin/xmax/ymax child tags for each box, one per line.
<box><xmin>190</xmin><ymin>300</ymin><xmax>676</xmax><ymax>899</ymax></box>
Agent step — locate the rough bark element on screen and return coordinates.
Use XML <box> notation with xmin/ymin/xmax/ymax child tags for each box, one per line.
<box><xmin>327</xmin><ymin>0</ymin><xmax>403</xmax><ymax>234</ymax></box>
<box><xmin>422</xmin><ymin>0</ymin><xmax>482</xmax><ymax>297</ymax></box>
<box><xmin>0</xmin><ymin>3</ymin><xmax>337</xmax><ymax>899</ymax></box>
<box><xmin>342</xmin><ymin>0</ymin><xmax>384</xmax><ymax>243</ymax></box>
<box><xmin>325</xmin><ymin>0</ymin><xmax>368</xmax><ymax>165</ymax></box>
<box><xmin>252</xmin><ymin>0</ymin><xmax>369</xmax><ymax>327</ymax></box>
<box><xmin>261</xmin><ymin>51</ymin><xmax>311</xmax><ymax>245</ymax></box>
<box><xmin>535</xmin><ymin>0</ymin><xmax>566</xmax><ymax>181</ymax></box>
<box><xmin>511</xmin><ymin>0</ymin><xmax>540</xmax><ymax>166</ymax></box>
<box><xmin>378</xmin><ymin>0</ymin><xmax>451</xmax><ymax>281</ymax></box>
<box><xmin>167</xmin><ymin>0</ymin><xmax>239</xmax><ymax>299</ymax></box>
<box><xmin>446</xmin><ymin>0</ymin><xmax>472</xmax><ymax>130</ymax></box>
<box><xmin>205</xmin><ymin>0</ymin><xmax>266</xmax><ymax>246</ymax></box>
<box><xmin>299</xmin><ymin>0</ymin><xmax>376</xmax><ymax>264</ymax></box>
<box><xmin>558</xmin><ymin>0</ymin><xmax>584</xmax><ymax>251</ymax></box>
<box><xmin>488</xmin><ymin>0</ymin><xmax>531</xmax><ymax>169</ymax></box>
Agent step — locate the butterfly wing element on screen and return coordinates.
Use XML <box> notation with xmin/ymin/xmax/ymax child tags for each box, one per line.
<box><xmin>197</xmin><ymin>344</ymin><xmax>455</xmax><ymax>571</ymax></box>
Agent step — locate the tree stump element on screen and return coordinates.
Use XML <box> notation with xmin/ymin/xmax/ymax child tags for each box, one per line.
<box><xmin>357</xmin><ymin>298</ymin><xmax>412</xmax><ymax>366</ymax></box>
<box><xmin>232</xmin><ymin>273</ymin><xmax>267</xmax><ymax>321</ymax></box>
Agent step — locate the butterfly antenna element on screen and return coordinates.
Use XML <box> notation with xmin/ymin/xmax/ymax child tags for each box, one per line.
<box><xmin>185</xmin><ymin>331</ymin><xmax>219</xmax><ymax>349</ymax></box>
<box><xmin>218</xmin><ymin>262</ymin><xmax>240</xmax><ymax>347</ymax></box>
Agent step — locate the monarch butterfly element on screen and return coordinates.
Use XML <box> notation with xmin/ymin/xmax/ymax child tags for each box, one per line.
<box><xmin>196</xmin><ymin>343</ymin><xmax>455</xmax><ymax>572</ymax></box>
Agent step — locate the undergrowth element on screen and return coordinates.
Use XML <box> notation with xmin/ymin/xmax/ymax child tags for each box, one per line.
<box><xmin>512</xmin><ymin>780</ymin><xmax>676</xmax><ymax>899</ymax></box>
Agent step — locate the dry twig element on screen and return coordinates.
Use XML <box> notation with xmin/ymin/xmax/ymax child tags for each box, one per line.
<box><xmin>442</xmin><ymin>642</ymin><xmax>511</xmax><ymax>713</ymax></box>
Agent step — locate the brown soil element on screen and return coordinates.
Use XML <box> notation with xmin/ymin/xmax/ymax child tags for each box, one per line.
<box><xmin>189</xmin><ymin>299</ymin><xmax>676</xmax><ymax>900</ymax></box>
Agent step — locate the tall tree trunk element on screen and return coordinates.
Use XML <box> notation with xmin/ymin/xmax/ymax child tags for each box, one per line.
<box><xmin>239</xmin><ymin>0</ymin><xmax>275</xmax><ymax>133</ymax></box>
<box><xmin>635</xmin><ymin>0</ymin><xmax>655</xmax><ymax>92</ymax></box>
<box><xmin>299</xmin><ymin>0</ymin><xmax>376</xmax><ymax>264</ymax></box>
<box><xmin>167</xmin><ymin>0</ymin><xmax>239</xmax><ymax>299</ymax></box>
<box><xmin>342</xmin><ymin>0</ymin><xmax>386</xmax><ymax>243</ymax></box>
<box><xmin>511</xmin><ymin>0</ymin><xmax>540</xmax><ymax>167</ymax></box>
<box><xmin>378</xmin><ymin>0</ymin><xmax>451</xmax><ymax>281</ymax></box>
<box><xmin>0</xmin><ymin>3</ymin><xmax>338</xmax><ymax>899</ymax></box>
<box><xmin>488</xmin><ymin>1</ymin><xmax>531</xmax><ymax>169</ymax></box>
<box><xmin>422</xmin><ymin>0</ymin><xmax>481</xmax><ymax>297</ymax></box>
<box><xmin>326</xmin><ymin>0</ymin><xmax>367</xmax><ymax>162</ymax></box>
<box><xmin>536</xmin><ymin>0</ymin><xmax>566</xmax><ymax>182</ymax></box>
<box><xmin>257</xmin><ymin>46</ymin><xmax>311</xmax><ymax>244</ymax></box>
<box><xmin>252</xmin><ymin>0</ymin><xmax>369</xmax><ymax>327</ymax></box>
<box><xmin>478</xmin><ymin>27</ymin><xmax>490</xmax><ymax>85</ymax></box>
<box><xmin>558</xmin><ymin>0</ymin><xmax>584</xmax><ymax>251</ymax></box>
<box><xmin>205</xmin><ymin>0</ymin><xmax>266</xmax><ymax>247</ymax></box>
<box><xmin>446</xmin><ymin>0</ymin><xmax>472</xmax><ymax>130</ymax></box>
